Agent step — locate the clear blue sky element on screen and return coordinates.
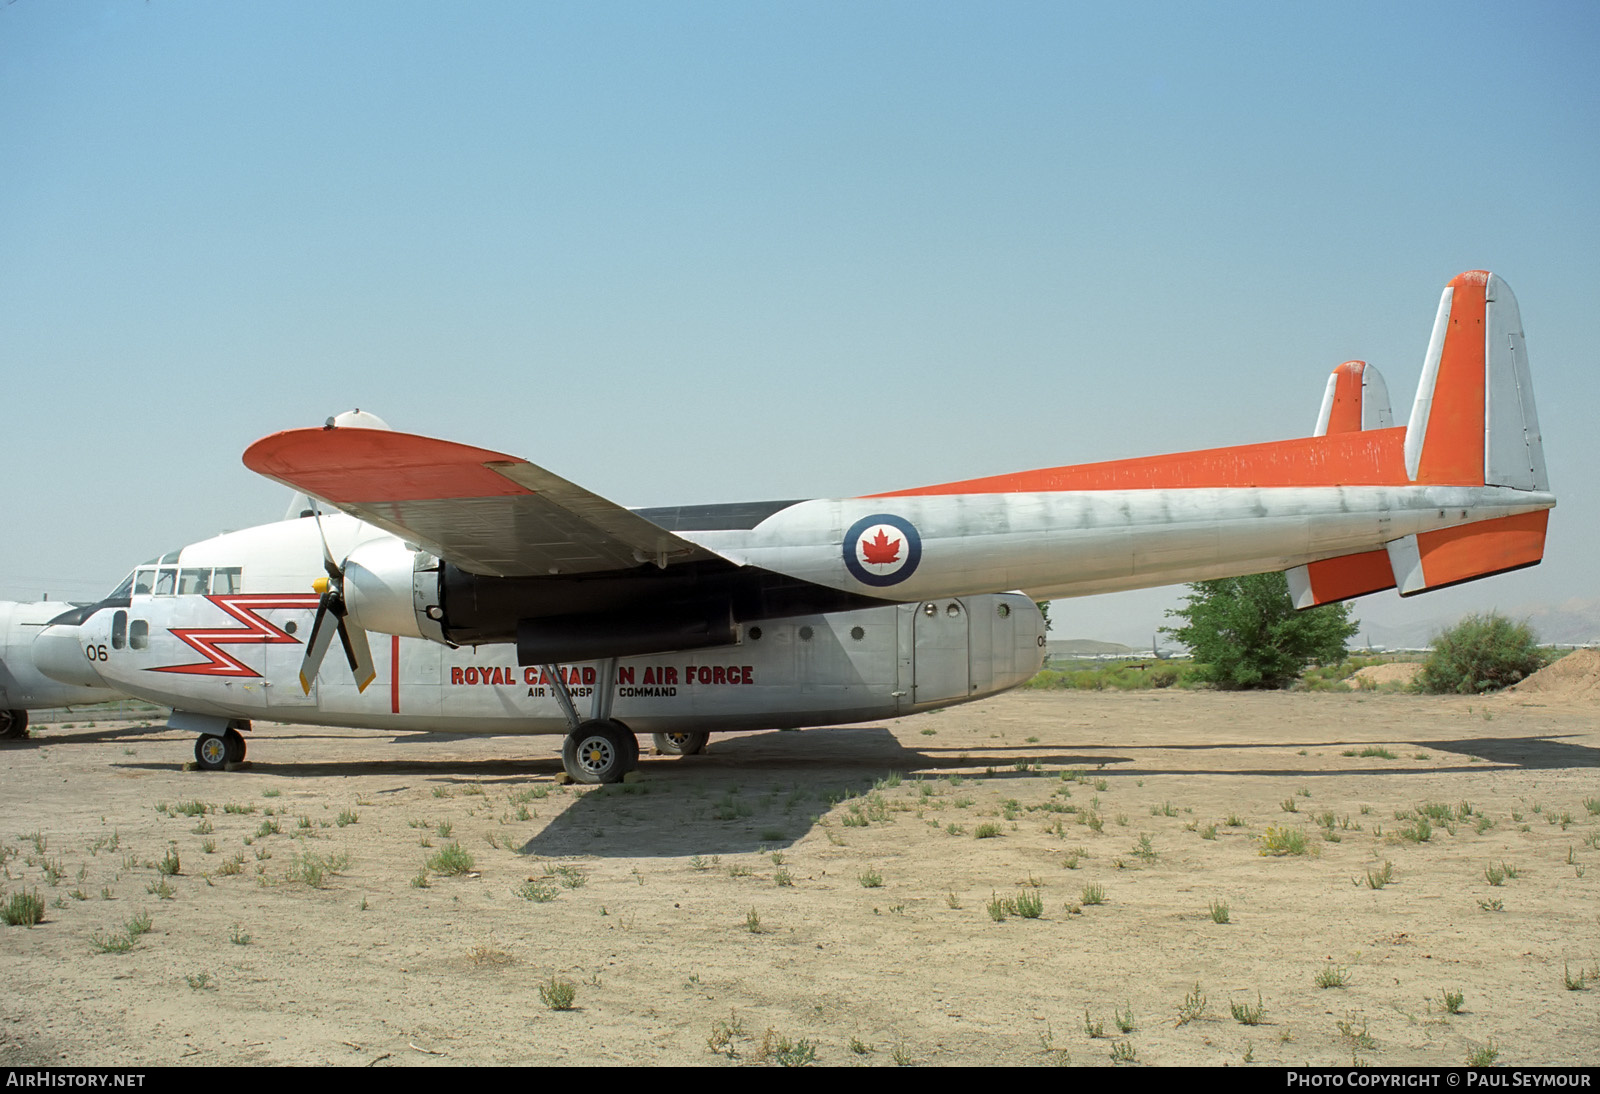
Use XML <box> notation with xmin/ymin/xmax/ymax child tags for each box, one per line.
<box><xmin>3</xmin><ymin>2</ymin><xmax>1596</xmax><ymax>645</ymax></box>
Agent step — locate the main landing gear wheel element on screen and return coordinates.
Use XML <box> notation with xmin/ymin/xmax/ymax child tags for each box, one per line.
<box><xmin>0</xmin><ymin>709</ymin><xmax>27</xmax><ymax>740</ymax></box>
<box><xmin>652</xmin><ymin>730</ymin><xmax>708</xmax><ymax>756</ymax></box>
<box><xmin>561</xmin><ymin>720</ymin><xmax>638</xmax><ymax>785</ymax></box>
<box><xmin>195</xmin><ymin>735</ymin><xmax>230</xmax><ymax>771</ymax></box>
<box><xmin>223</xmin><ymin>727</ymin><xmax>247</xmax><ymax>764</ymax></box>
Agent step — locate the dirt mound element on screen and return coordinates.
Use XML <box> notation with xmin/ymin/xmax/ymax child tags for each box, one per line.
<box><xmin>1349</xmin><ymin>662</ymin><xmax>1422</xmax><ymax>688</ymax></box>
<box><xmin>1506</xmin><ymin>648</ymin><xmax>1600</xmax><ymax>699</ymax></box>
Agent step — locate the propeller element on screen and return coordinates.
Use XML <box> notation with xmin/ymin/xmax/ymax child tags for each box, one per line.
<box><xmin>298</xmin><ymin>508</ymin><xmax>377</xmax><ymax>694</ymax></box>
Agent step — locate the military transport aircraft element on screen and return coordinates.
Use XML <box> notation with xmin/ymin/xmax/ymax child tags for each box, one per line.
<box><xmin>21</xmin><ymin>270</ymin><xmax>1553</xmax><ymax>782</ymax></box>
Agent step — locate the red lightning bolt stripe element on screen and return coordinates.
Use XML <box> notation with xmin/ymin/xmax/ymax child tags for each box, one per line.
<box><xmin>151</xmin><ymin>593</ymin><xmax>321</xmax><ymax>679</ymax></box>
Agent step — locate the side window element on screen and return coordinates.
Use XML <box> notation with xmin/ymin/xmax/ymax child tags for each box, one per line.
<box><xmin>212</xmin><ymin>568</ymin><xmax>242</xmax><ymax>594</ymax></box>
<box><xmin>178</xmin><ymin>569</ymin><xmax>211</xmax><ymax>595</ymax></box>
<box><xmin>133</xmin><ymin>569</ymin><xmax>156</xmax><ymax>596</ymax></box>
<box><xmin>154</xmin><ymin>569</ymin><xmax>177</xmax><ymax>596</ymax></box>
<box><xmin>129</xmin><ymin>620</ymin><xmax>149</xmax><ymax>650</ymax></box>
<box><xmin>112</xmin><ymin>611</ymin><xmax>127</xmax><ymax>650</ymax></box>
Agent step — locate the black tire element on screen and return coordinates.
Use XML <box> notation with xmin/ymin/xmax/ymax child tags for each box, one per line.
<box><xmin>194</xmin><ymin>735</ymin><xmax>229</xmax><ymax>771</ymax></box>
<box><xmin>0</xmin><ymin>709</ymin><xmax>27</xmax><ymax>740</ymax></box>
<box><xmin>652</xmin><ymin>730</ymin><xmax>708</xmax><ymax>756</ymax></box>
<box><xmin>561</xmin><ymin>720</ymin><xmax>637</xmax><ymax>784</ymax></box>
<box><xmin>614</xmin><ymin>719</ymin><xmax>639</xmax><ymax>767</ymax></box>
<box><xmin>223</xmin><ymin>728</ymin><xmax>247</xmax><ymax>764</ymax></box>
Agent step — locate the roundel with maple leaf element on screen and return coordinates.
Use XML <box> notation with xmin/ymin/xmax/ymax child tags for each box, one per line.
<box><xmin>843</xmin><ymin>513</ymin><xmax>922</xmax><ymax>587</ymax></box>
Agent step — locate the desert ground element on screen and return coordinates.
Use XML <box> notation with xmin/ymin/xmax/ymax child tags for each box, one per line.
<box><xmin>2</xmin><ymin>679</ymin><xmax>1597</xmax><ymax>1067</ymax></box>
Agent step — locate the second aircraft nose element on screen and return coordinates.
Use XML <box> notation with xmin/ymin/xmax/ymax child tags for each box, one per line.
<box><xmin>32</xmin><ymin>623</ymin><xmax>105</xmax><ymax>689</ymax></box>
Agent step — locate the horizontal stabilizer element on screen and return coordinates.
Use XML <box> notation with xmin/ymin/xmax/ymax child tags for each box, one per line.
<box><xmin>1286</xmin><ymin>549</ymin><xmax>1395</xmax><ymax>609</ymax></box>
<box><xmin>1386</xmin><ymin>511</ymin><xmax>1549</xmax><ymax>597</ymax></box>
<box><xmin>1313</xmin><ymin>361</ymin><xmax>1393</xmax><ymax>436</ymax></box>
<box><xmin>1288</xmin><ymin>508</ymin><xmax>1549</xmax><ymax>608</ymax></box>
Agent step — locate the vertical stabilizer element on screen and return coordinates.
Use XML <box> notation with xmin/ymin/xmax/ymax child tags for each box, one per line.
<box><xmin>1313</xmin><ymin>360</ymin><xmax>1393</xmax><ymax>436</ymax></box>
<box><xmin>1403</xmin><ymin>271</ymin><xmax>1547</xmax><ymax>489</ymax></box>
<box><xmin>1482</xmin><ymin>274</ymin><xmax>1547</xmax><ymax>491</ymax></box>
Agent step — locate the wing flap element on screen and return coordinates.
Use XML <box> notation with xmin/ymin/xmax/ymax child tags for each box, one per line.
<box><xmin>244</xmin><ymin>427</ymin><xmax>718</xmax><ymax>577</ymax></box>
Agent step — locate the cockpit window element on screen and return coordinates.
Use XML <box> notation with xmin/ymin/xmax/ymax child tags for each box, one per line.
<box><xmin>154</xmin><ymin>569</ymin><xmax>177</xmax><ymax>596</ymax></box>
<box><xmin>133</xmin><ymin>569</ymin><xmax>156</xmax><ymax>596</ymax></box>
<box><xmin>108</xmin><ymin>572</ymin><xmax>135</xmax><ymax>601</ymax></box>
<box><xmin>212</xmin><ymin>567</ymin><xmax>242</xmax><ymax>594</ymax></box>
<box><xmin>178</xmin><ymin>569</ymin><xmax>211</xmax><ymax>595</ymax></box>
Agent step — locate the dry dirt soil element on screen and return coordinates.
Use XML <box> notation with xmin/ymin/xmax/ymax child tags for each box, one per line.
<box><xmin>2</xmin><ymin>685</ymin><xmax>1597</xmax><ymax>1068</ymax></box>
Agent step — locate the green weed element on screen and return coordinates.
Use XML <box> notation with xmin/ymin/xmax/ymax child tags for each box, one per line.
<box><xmin>1175</xmin><ymin>981</ymin><xmax>1208</xmax><ymax>1025</ymax></box>
<box><xmin>2</xmin><ymin>889</ymin><xmax>44</xmax><ymax>927</ymax></box>
<box><xmin>1259</xmin><ymin>826</ymin><xmax>1314</xmax><ymax>856</ymax></box>
<box><xmin>1230</xmin><ymin>993</ymin><xmax>1265</xmax><ymax>1025</ymax></box>
<box><xmin>539</xmin><ymin>976</ymin><xmax>577</xmax><ymax>1010</ymax></box>
<box><xmin>1316</xmin><ymin>964</ymin><xmax>1351</xmax><ymax>989</ymax></box>
<box><xmin>427</xmin><ymin>842</ymin><xmax>474</xmax><ymax>876</ymax></box>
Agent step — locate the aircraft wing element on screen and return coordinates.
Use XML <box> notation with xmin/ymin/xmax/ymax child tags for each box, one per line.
<box><xmin>243</xmin><ymin>427</ymin><xmax>722</xmax><ymax>577</ymax></box>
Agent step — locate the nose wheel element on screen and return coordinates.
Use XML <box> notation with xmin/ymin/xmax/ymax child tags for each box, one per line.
<box><xmin>193</xmin><ymin>727</ymin><xmax>248</xmax><ymax>771</ymax></box>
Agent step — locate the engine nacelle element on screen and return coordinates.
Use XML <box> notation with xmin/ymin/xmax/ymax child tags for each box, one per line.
<box><xmin>342</xmin><ymin>540</ymin><xmax>447</xmax><ymax>645</ymax></box>
<box><xmin>516</xmin><ymin>607</ymin><xmax>738</xmax><ymax>666</ymax></box>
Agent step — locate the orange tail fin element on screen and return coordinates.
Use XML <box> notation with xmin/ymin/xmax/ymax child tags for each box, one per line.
<box><xmin>1404</xmin><ymin>271</ymin><xmax>1547</xmax><ymax>489</ymax></box>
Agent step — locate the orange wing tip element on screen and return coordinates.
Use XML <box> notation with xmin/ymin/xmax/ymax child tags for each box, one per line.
<box><xmin>244</xmin><ymin>428</ymin><xmax>535</xmax><ymax>504</ymax></box>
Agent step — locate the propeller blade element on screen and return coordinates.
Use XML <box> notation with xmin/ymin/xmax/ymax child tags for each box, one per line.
<box><xmin>298</xmin><ymin>595</ymin><xmax>340</xmax><ymax>694</ymax></box>
<box><xmin>338</xmin><ymin>614</ymin><xmax>378</xmax><ymax>693</ymax></box>
<box><xmin>310</xmin><ymin>504</ymin><xmax>340</xmax><ymax>581</ymax></box>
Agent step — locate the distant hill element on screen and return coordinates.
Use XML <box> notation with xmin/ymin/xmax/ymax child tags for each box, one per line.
<box><xmin>1047</xmin><ymin>638</ymin><xmax>1140</xmax><ymax>657</ymax></box>
<box><xmin>1358</xmin><ymin>598</ymin><xmax>1600</xmax><ymax>650</ymax></box>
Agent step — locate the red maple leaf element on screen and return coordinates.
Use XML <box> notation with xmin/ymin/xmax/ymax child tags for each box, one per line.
<box><xmin>860</xmin><ymin>528</ymin><xmax>901</xmax><ymax>565</ymax></box>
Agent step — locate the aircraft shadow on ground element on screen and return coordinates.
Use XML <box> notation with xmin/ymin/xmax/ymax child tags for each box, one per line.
<box><xmin>3</xmin><ymin>723</ymin><xmax>171</xmax><ymax>747</ymax></box>
<box><xmin>87</xmin><ymin>724</ymin><xmax>1598</xmax><ymax>860</ymax></box>
<box><xmin>1423</xmin><ymin>735</ymin><xmax>1600</xmax><ymax>769</ymax></box>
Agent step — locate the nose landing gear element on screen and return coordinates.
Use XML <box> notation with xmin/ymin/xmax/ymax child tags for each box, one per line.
<box><xmin>192</xmin><ymin>724</ymin><xmax>248</xmax><ymax>771</ymax></box>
